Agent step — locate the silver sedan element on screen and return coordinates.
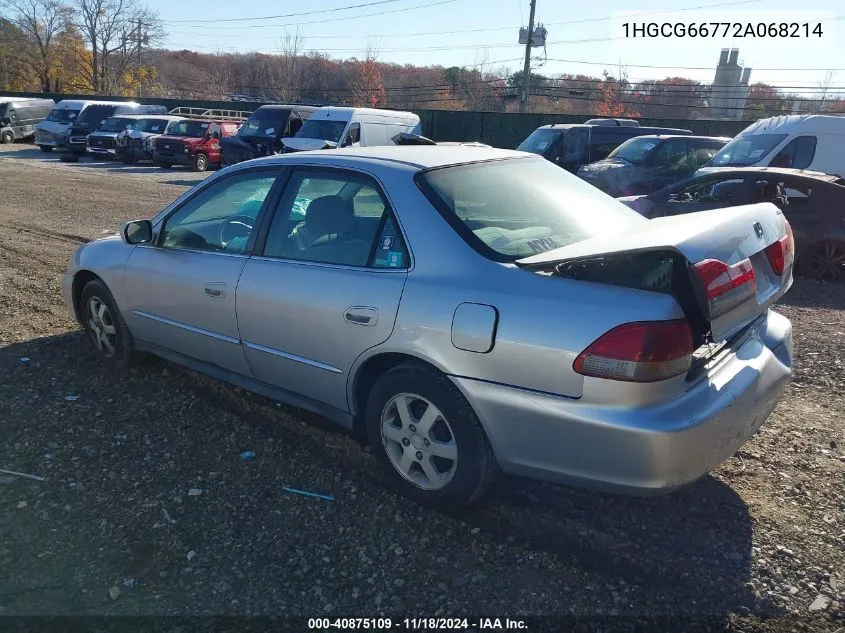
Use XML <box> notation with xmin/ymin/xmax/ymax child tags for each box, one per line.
<box><xmin>62</xmin><ymin>146</ymin><xmax>795</xmax><ymax>508</ymax></box>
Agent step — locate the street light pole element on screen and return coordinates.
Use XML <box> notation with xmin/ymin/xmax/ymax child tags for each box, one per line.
<box><xmin>519</xmin><ymin>0</ymin><xmax>536</xmax><ymax>114</ymax></box>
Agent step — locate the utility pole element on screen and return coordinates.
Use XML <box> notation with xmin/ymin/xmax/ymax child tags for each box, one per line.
<box><xmin>137</xmin><ymin>18</ymin><xmax>143</xmax><ymax>100</ymax></box>
<box><xmin>519</xmin><ymin>0</ymin><xmax>537</xmax><ymax>113</ymax></box>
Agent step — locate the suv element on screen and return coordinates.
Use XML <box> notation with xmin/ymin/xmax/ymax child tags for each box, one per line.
<box><xmin>517</xmin><ymin>119</ymin><xmax>693</xmax><ymax>173</ymax></box>
<box><xmin>220</xmin><ymin>104</ymin><xmax>317</xmax><ymax>166</ymax></box>
<box><xmin>66</xmin><ymin>103</ymin><xmax>167</xmax><ymax>155</ymax></box>
<box><xmin>152</xmin><ymin>119</ymin><xmax>241</xmax><ymax>171</ymax></box>
<box><xmin>115</xmin><ymin>115</ymin><xmax>187</xmax><ymax>163</ymax></box>
<box><xmin>85</xmin><ymin>115</ymin><xmax>144</xmax><ymax>158</ymax></box>
<box><xmin>577</xmin><ymin>135</ymin><xmax>730</xmax><ymax>197</ymax></box>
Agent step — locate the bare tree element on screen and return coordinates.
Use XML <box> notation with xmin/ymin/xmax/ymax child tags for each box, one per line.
<box><xmin>3</xmin><ymin>0</ymin><xmax>72</xmax><ymax>91</ymax></box>
<box><xmin>814</xmin><ymin>70</ymin><xmax>836</xmax><ymax>113</ymax></box>
<box><xmin>275</xmin><ymin>27</ymin><xmax>303</xmax><ymax>103</ymax></box>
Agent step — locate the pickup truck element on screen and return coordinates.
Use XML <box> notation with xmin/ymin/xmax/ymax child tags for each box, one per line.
<box><xmin>115</xmin><ymin>115</ymin><xmax>186</xmax><ymax>163</ymax></box>
<box><xmin>151</xmin><ymin>119</ymin><xmax>241</xmax><ymax>171</ymax></box>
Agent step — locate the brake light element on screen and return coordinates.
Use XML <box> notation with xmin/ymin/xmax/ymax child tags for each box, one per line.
<box><xmin>764</xmin><ymin>222</ymin><xmax>794</xmax><ymax>275</ymax></box>
<box><xmin>573</xmin><ymin>319</ymin><xmax>693</xmax><ymax>382</ymax></box>
<box><xmin>694</xmin><ymin>258</ymin><xmax>756</xmax><ymax>319</ymax></box>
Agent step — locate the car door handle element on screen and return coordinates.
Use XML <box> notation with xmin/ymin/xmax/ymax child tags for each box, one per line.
<box><xmin>344</xmin><ymin>307</ymin><xmax>378</xmax><ymax>326</ymax></box>
<box><xmin>205</xmin><ymin>283</ymin><xmax>226</xmax><ymax>298</ymax></box>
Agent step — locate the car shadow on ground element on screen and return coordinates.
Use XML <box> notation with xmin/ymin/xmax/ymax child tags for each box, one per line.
<box><xmin>0</xmin><ymin>332</ymin><xmax>763</xmax><ymax>621</ymax></box>
<box><xmin>778</xmin><ymin>278</ymin><xmax>845</xmax><ymax>310</ymax></box>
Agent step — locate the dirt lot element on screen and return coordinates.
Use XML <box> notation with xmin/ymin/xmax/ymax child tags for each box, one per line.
<box><xmin>0</xmin><ymin>143</ymin><xmax>843</xmax><ymax>631</ymax></box>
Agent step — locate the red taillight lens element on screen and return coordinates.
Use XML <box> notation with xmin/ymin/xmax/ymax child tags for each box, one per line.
<box><xmin>573</xmin><ymin>319</ymin><xmax>694</xmax><ymax>382</ymax></box>
<box><xmin>764</xmin><ymin>222</ymin><xmax>795</xmax><ymax>275</ymax></box>
<box><xmin>694</xmin><ymin>258</ymin><xmax>756</xmax><ymax>319</ymax></box>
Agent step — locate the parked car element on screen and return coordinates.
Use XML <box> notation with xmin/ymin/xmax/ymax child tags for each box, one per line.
<box><xmin>281</xmin><ymin>107</ymin><xmax>422</xmax><ymax>152</ymax></box>
<box><xmin>516</xmin><ymin>119</ymin><xmax>694</xmax><ymax>173</ymax></box>
<box><xmin>115</xmin><ymin>115</ymin><xmax>187</xmax><ymax>163</ymax></box>
<box><xmin>0</xmin><ymin>97</ymin><xmax>54</xmax><ymax>144</ymax></box>
<box><xmin>65</xmin><ymin>102</ymin><xmax>168</xmax><ymax>156</ymax></box>
<box><xmin>85</xmin><ymin>115</ymin><xmax>144</xmax><ymax>158</ymax></box>
<box><xmin>618</xmin><ymin>167</ymin><xmax>845</xmax><ymax>282</ymax></box>
<box><xmin>61</xmin><ymin>146</ymin><xmax>794</xmax><ymax>509</ymax></box>
<box><xmin>576</xmin><ymin>135</ymin><xmax>729</xmax><ymax>196</ymax></box>
<box><xmin>698</xmin><ymin>115</ymin><xmax>845</xmax><ymax>178</ymax></box>
<box><xmin>152</xmin><ymin>119</ymin><xmax>241</xmax><ymax>171</ymax></box>
<box><xmin>34</xmin><ymin>99</ymin><xmax>88</xmax><ymax>151</ymax></box>
<box><xmin>220</xmin><ymin>104</ymin><xmax>318</xmax><ymax>166</ymax></box>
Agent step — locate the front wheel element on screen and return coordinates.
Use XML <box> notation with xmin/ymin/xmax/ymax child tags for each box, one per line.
<box><xmin>80</xmin><ymin>279</ymin><xmax>138</xmax><ymax>368</ymax></box>
<box><xmin>39</xmin><ymin>145</ymin><xmax>53</xmax><ymax>153</ymax></box>
<box><xmin>366</xmin><ymin>363</ymin><xmax>497</xmax><ymax>510</ymax></box>
<box><xmin>800</xmin><ymin>241</ymin><xmax>845</xmax><ymax>282</ymax></box>
<box><xmin>1</xmin><ymin>130</ymin><xmax>13</xmax><ymax>144</ymax></box>
<box><xmin>193</xmin><ymin>152</ymin><xmax>208</xmax><ymax>172</ymax></box>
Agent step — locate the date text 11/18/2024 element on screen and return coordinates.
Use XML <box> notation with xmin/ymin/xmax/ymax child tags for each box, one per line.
<box><xmin>307</xmin><ymin>618</ymin><xmax>529</xmax><ymax>630</ymax></box>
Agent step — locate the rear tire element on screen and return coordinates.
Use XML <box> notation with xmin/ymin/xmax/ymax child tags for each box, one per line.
<box><xmin>365</xmin><ymin>362</ymin><xmax>497</xmax><ymax>510</ymax></box>
<box><xmin>79</xmin><ymin>279</ymin><xmax>138</xmax><ymax>369</ymax></box>
<box><xmin>799</xmin><ymin>241</ymin><xmax>845</xmax><ymax>283</ymax></box>
<box><xmin>39</xmin><ymin>145</ymin><xmax>53</xmax><ymax>153</ymax></box>
<box><xmin>193</xmin><ymin>152</ymin><xmax>208</xmax><ymax>172</ymax></box>
<box><xmin>1</xmin><ymin>130</ymin><xmax>13</xmax><ymax>144</ymax></box>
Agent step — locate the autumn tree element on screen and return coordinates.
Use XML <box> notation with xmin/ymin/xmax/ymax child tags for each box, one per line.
<box><xmin>743</xmin><ymin>82</ymin><xmax>789</xmax><ymax>119</ymax></box>
<box><xmin>596</xmin><ymin>69</ymin><xmax>639</xmax><ymax>118</ymax></box>
<box><xmin>2</xmin><ymin>0</ymin><xmax>73</xmax><ymax>91</ymax></box>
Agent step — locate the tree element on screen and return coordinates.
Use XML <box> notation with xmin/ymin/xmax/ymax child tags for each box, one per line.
<box><xmin>596</xmin><ymin>67</ymin><xmax>639</xmax><ymax>118</ymax></box>
<box><xmin>2</xmin><ymin>0</ymin><xmax>73</xmax><ymax>91</ymax></box>
<box><xmin>0</xmin><ymin>18</ymin><xmax>36</xmax><ymax>90</ymax></box>
<box><xmin>743</xmin><ymin>82</ymin><xmax>789</xmax><ymax>119</ymax></box>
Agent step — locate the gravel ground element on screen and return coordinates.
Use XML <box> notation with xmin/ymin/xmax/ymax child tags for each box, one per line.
<box><xmin>0</xmin><ymin>143</ymin><xmax>843</xmax><ymax>631</ymax></box>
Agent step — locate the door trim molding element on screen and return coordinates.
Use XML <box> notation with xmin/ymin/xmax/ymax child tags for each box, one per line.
<box><xmin>133</xmin><ymin>310</ymin><xmax>241</xmax><ymax>345</ymax></box>
<box><xmin>243</xmin><ymin>341</ymin><xmax>343</xmax><ymax>374</ymax></box>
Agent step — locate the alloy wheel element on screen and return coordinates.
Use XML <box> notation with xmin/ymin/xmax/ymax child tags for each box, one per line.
<box><xmin>808</xmin><ymin>243</ymin><xmax>845</xmax><ymax>282</ymax></box>
<box><xmin>86</xmin><ymin>296</ymin><xmax>117</xmax><ymax>357</ymax></box>
<box><xmin>380</xmin><ymin>393</ymin><xmax>459</xmax><ymax>491</ymax></box>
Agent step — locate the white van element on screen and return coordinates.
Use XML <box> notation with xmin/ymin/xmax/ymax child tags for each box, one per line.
<box><xmin>34</xmin><ymin>100</ymin><xmax>92</xmax><ymax>151</ymax></box>
<box><xmin>282</xmin><ymin>107</ymin><xmax>422</xmax><ymax>152</ymax></box>
<box><xmin>698</xmin><ymin>115</ymin><xmax>845</xmax><ymax>177</ymax></box>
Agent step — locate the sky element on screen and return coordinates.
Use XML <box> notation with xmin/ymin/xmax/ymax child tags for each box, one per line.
<box><xmin>150</xmin><ymin>0</ymin><xmax>845</xmax><ymax>94</ymax></box>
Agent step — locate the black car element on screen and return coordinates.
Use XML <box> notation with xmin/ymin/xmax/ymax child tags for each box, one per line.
<box><xmin>220</xmin><ymin>104</ymin><xmax>318</xmax><ymax>166</ymax></box>
<box><xmin>576</xmin><ymin>135</ymin><xmax>729</xmax><ymax>196</ymax></box>
<box><xmin>516</xmin><ymin>118</ymin><xmax>693</xmax><ymax>173</ymax></box>
<box><xmin>618</xmin><ymin>167</ymin><xmax>845</xmax><ymax>282</ymax></box>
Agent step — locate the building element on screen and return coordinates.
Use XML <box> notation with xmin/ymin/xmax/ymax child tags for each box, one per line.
<box><xmin>709</xmin><ymin>49</ymin><xmax>752</xmax><ymax>120</ymax></box>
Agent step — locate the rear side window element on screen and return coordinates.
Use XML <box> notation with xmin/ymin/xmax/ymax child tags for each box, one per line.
<box><xmin>589</xmin><ymin>130</ymin><xmax>631</xmax><ymax>161</ymax></box>
<box><xmin>770</xmin><ymin>136</ymin><xmax>817</xmax><ymax>170</ymax></box>
<box><xmin>418</xmin><ymin>157</ymin><xmax>643</xmax><ymax>262</ymax></box>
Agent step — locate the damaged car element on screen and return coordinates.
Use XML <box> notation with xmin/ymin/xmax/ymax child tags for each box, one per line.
<box><xmin>220</xmin><ymin>104</ymin><xmax>317</xmax><ymax>166</ymax></box>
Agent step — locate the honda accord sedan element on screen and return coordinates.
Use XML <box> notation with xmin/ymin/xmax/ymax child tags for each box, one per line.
<box><xmin>62</xmin><ymin>146</ymin><xmax>794</xmax><ymax>509</ymax></box>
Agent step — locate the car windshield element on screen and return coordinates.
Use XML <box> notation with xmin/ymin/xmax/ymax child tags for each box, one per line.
<box><xmin>419</xmin><ymin>156</ymin><xmax>643</xmax><ymax>261</ymax></box>
<box><xmin>169</xmin><ymin>120</ymin><xmax>210</xmax><ymax>137</ymax></box>
<box><xmin>99</xmin><ymin>117</ymin><xmax>135</xmax><ymax>133</ymax></box>
<box><xmin>608</xmin><ymin>137</ymin><xmax>661</xmax><ymax>164</ymax></box>
<box><xmin>295</xmin><ymin>119</ymin><xmax>347</xmax><ymax>143</ymax></box>
<box><xmin>133</xmin><ymin>118</ymin><xmax>169</xmax><ymax>133</ymax></box>
<box><xmin>45</xmin><ymin>108</ymin><xmax>79</xmax><ymax>123</ymax></box>
<box><xmin>516</xmin><ymin>128</ymin><xmax>563</xmax><ymax>154</ymax></box>
<box><xmin>708</xmin><ymin>134</ymin><xmax>789</xmax><ymax>167</ymax></box>
<box><xmin>76</xmin><ymin>105</ymin><xmax>116</xmax><ymax>126</ymax></box>
<box><xmin>239</xmin><ymin>111</ymin><xmax>288</xmax><ymax>138</ymax></box>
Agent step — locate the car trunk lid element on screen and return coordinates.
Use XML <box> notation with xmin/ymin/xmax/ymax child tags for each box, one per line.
<box><xmin>517</xmin><ymin>202</ymin><xmax>793</xmax><ymax>344</ymax></box>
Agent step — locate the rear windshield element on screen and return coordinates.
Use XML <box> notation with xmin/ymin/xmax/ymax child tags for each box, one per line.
<box><xmin>516</xmin><ymin>128</ymin><xmax>563</xmax><ymax>154</ymax></box>
<box><xmin>168</xmin><ymin>120</ymin><xmax>210</xmax><ymax>137</ymax></box>
<box><xmin>133</xmin><ymin>118</ymin><xmax>169</xmax><ymax>133</ymax></box>
<box><xmin>608</xmin><ymin>137</ymin><xmax>661</xmax><ymax>164</ymax></box>
<box><xmin>708</xmin><ymin>133</ymin><xmax>788</xmax><ymax>167</ymax></box>
<box><xmin>99</xmin><ymin>117</ymin><xmax>135</xmax><ymax>132</ymax></box>
<box><xmin>296</xmin><ymin>119</ymin><xmax>347</xmax><ymax>143</ymax></box>
<box><xmin>46</xmin><ymin>108</ymin><xmax>79</xmax><ymax>123</ymax></box>
<box><xmin>418</xmin><ymin>157</ymin><xmax>643</xmax><ymax>261</ymax></box>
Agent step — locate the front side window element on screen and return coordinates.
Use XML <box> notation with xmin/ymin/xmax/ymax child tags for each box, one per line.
<box><xmin>46</xmin><ymin>108</ymin><xmax>79</xmax><ymax>123</ymax></box>
<box><xmin>263</xmin><ymin>170</ymin><xmax>402</xmax><ymax>267</ymax></box>
<box><xmin>295</xmin><ymin>119</ymin><xmax>348</xmax><ymax>143</ymax></box>
<box><xmin>418</xmin><ymin>156</ymin><xmax>643</xmax><ymax>261</ymax></box>
<box><xmin>161</xmin><ymin>171</ymin><xmax>278</xmax><ymax>254</ymax></box>
<box><xmin>709</xmin><ymin>133</ymin><xmax>789</xmax><ymax>167</ymax></box>
<box><xmin>769</xmin><ymin>136</ymin><xmax>817</xmax><ymax>170</ymax></box>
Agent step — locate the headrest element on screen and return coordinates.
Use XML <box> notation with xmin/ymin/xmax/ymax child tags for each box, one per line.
<box><xmin>304</xmin><ymin>195</ymin><xmax>352</xmax><ymax>238</ymax></box>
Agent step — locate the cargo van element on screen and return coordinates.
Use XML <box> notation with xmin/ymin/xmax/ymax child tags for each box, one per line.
<box><xmin>0</xmin><ymin>98</ymin><xmax>55</xmax><ymax>143</ymax></box>
<box><xmin>35</xmin><ymin>100</ymin><xmax>94</xmax><ymax>151</ymax></box>
<box><xmin>66</xmin><ymin>101</ymin><xmax>167</xmax><ymax>155</ymax></box>
<box><xmin>282</xmin><ymin>107</ymin><xmax>422</xmax><ymax>152</ymax></box>
<box><xmin>698</xmin><ymin>115</ymin><xmax>845</xmax><ymax>178</ymax></box>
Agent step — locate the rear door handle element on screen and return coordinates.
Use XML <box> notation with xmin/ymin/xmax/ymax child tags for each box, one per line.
<box><xmin>344</xmin><ymin>307</ymin><xmax>378</xmax><ymax>326</ymax></box>
<box><xmin>205</xmin><ymin>282</ymin><xmax>226</xmax><ymax>298</ymax></box>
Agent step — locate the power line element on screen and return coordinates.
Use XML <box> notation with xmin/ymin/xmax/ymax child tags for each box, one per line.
<box><xmin>545</xmin><ymin>58</ymin><xmax>845</xmax><ymax>72</ymax></box>
<box><xmin>164</xmin><ymin>0</ymin><xmax>417</xmax><ymax>24</ymax></box>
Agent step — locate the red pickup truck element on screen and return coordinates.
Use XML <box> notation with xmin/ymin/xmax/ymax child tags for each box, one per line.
<box><xmin>151</xmin><ymin>119</ymin><xmax>241</xmax><ymax>171</ymax></box>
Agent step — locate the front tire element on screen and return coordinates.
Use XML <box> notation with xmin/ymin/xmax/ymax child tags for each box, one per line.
<box><xmin>193</xmin><ymin>152</ymin><xmax>208</xmax><ymax>172</ymax></box>
<box><xmin>1</xmin><ymin>130</ymin><xmax>13</xmax><ymax>144</ymax></box>
<box><xmin>80</xmin><ymin>279</ymin><xmax>137</xmax><ymax>369</ymax></box>
<box><xmin>366</xmin><ymin>363</ymin><xmax>497</xmax><ymax>510</ymax></box>
<box><xmin>799</xmin><ymin>241</ymin><xmax>845</xmax><ymax>282</ymax></box>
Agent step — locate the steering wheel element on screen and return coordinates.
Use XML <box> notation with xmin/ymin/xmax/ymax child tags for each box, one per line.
<box><xmin>219</xmin><ymin>215</ymin><xmax>255</xmax><ymax>250</ymax></box>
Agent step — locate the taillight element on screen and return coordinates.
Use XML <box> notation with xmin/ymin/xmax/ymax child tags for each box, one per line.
<box><xmin>764</xmin><ymin>222</ymin><xmax>795</xmax><ymax>275</ymax></box>
<box><xmin>694</xmin><ymin>258</ymin><xmax>756</xmax><ymax>319</ymax></box>
<box><xmin>573</xmin><ymin>319</ymin><xmax>693</xmax><ymax>382</ymax></box>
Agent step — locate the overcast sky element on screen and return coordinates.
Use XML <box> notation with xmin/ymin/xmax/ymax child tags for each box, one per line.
<box><xmin>151</xmin><ymin>0</ymin><xmax>845</xmax><ymax>94</ymax></box>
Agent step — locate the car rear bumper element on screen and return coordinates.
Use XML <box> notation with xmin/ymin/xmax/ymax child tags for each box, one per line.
<box><xmin>453</xmin><ymin>309</ymin><xmax>793</xmax><ymax>494</ymax></box>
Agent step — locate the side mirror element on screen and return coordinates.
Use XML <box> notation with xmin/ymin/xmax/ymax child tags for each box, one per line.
<box><xmin>121</xmin><ymin>219</ymin><xmax>153</xmax><ymax>245</ymax></box>
<box><xmin>209</xmin><ymin>131</ymin><xmax>220</xmax><ymax>140</ymax></box>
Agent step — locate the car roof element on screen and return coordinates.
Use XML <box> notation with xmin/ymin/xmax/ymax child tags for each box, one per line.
<box><xmin>620</xmin><ymin>134</ymin><xmax>730</xmax><ymax>141</ymax></box>
<box><xmin>247</xmin><ymin>145</ymin><xmax>530</xmax><ymax>171</ymax></box>
<box><xmin>696</xmin><ymin>166</ymin><xmax>844</xmax><ymax>183</ymax></box>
